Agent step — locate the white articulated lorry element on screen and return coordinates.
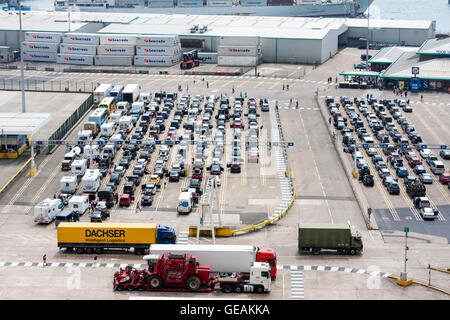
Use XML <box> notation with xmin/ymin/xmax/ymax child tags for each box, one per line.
<box><xmin>144</xmin><ymin>244</ymin><xmax>277</xmax><ymax>279</ymax></box>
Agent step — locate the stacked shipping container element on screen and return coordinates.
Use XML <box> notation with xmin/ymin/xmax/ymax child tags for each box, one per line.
<box><xmin>147</xmin><ymin>0</ymin><xmax>175</xmax><ymax>7</ymax></box>
<box><xmin>95</xmin><ymin>34</ymin><xmax>136</xmax><ymax>66</ymax></box>
<box><xmin>134</xmin><ymin>35</ymin><xmax>181</xmax><ymax>67</ymax></box>
<box><xmin>22</xmin><ymin>32</ymin><xmax>62</xmax><ymax>63</ymax></box>
<box><xmin>217</xmin><ymin>36</ymin><xmax>262</xmax><ymax>67</ymax></box>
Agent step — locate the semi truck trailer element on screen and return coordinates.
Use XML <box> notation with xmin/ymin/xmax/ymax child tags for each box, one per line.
<box><xmin>298</xmin><ymin>223</ymin><xmax>363</xmax><ymax>255</ymax></box>
<box><xmin>144</xmin><ymin>244</ymin><xmax>277</xmax><ymax>279</ymax></box>
<box><xmin>57</xmin><ymin>222</ymin><xmax>176</xmax><ymax>255</ymax></box>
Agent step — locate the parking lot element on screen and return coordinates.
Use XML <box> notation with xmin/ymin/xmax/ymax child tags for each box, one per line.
<box><xmin>0</xmin><ymin>47</ymin><xmax>449</xmax><ymax>300</ymax></box>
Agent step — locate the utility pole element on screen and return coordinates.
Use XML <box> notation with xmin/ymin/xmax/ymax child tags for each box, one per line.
<box><xmin>18</xmin><ymin>0</ymin><xmax>26</xmax><ymax>113</ymax></box>
<box><xmin>397</xmin><ymin>227</ymin><xmax>412</xmax><ymax>286</ymax></box>
<box><xmin>366</xmin><ymin>3</ymin><xmax>370</xmax><ymax>71</ymax></box>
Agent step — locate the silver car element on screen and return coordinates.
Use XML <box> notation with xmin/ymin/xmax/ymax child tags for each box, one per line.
<box><xmin>419</xmin><ymin>173</ymin><xmax>433</xmax><ymax>184</ymax></box>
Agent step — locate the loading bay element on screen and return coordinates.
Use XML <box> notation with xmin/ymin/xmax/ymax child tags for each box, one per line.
<box><xmin>0</xmin><ymin>48</ymin><xmax>448</xmax><ymax>300</ymax></box>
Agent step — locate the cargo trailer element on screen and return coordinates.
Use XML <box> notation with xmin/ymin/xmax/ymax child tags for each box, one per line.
<box><xmin>241</xmin><ymin>0</ymin><xmax>267</xmax><ymax>6</ymax></box>
<box><xmin>134</xmin><ymin>55</ymin><xmax>177</xmax><ymax>67</ymax></box>
<box><xmin>146</xmin><ymin>244</ymin><xmax>277</xmax><ymax>279</ymax></box>
<box><xmin>198</xmin><ymin>52</ymin><xmax>217</xmax><ymax>64</ymax></box>
<box><xmin>217</xmin><ymin>55</ymin><xmax>260</xmax><ymax>66</ymax></box>
<box><xmin>21</xmin><ymin>41</ymin><xmax>59</xmax><ymax>53</ymax></box>
<box><xmin>63</xmin><ymin>33</ymin><xmax>100</xmax><ymax>45</ymax></box>
<box><xmin>136</xmin><ymin>46</ymin><xmax>177</xmax><ymax>56</ymax></box>
<box><xmin>217</xmin><ymin>45</ymin><xmax>261</xmax><ymax>56</ymax></box>
<box><xmin>178</xmin><ymin>0</ymin><xmax>203</xmax><ymax>7</ymax></box>
<box><xmin>122</xmin><ymin>84</ymin><xmax>140</xmax><ymax>104</ymax></box>
<box><xmin>135</xmin><ymin>35</ymin><xmax>179</xmax><ymax>47</ymax></box>
<box><xmin>22</xmin><ymin>51</ymin><xmax>56</xmax><ymax>62</ymax></box>
<box><xmin>207</xmin><ymin>0</ymin><xmax>232</xmax><ymax>6</ymax></box>
<box><xmin>25</xmin><ymin>32</ymin><xmax>62</xmax><ymax>43</ymax></box>
<box><xmin>59</xmin><ymin>43</ymin><xmax>97</xmax><ymax>55</ymax></box>
<box><xmin>298</xmin><ymin>223</ymin><xmax>363</xmax><ymax>255</ymax></box>
<box><xmin>97</xmin><ymin>45</ymin><xmax>135</xmax><ymax>56</ymax></box>
<box><xmin>57</xmin><ymin>222</ymin><xmax>176</xmax><ymax>254</ymax></box>
<box><xmin>99</xmin><ymin>35</ymin><xmax>137</xmax><ymax>46</ymax></box>
<box><xmin>93</xmin><ymin>84</ymin><xmax>113</xmax><ymax>104</ymax></box>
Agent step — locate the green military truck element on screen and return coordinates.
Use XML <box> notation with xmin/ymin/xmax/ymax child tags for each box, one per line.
<box><xmin>298</xmin><ymin>223</ymin><xmax>363</xmax><ymax>255</ymax></box>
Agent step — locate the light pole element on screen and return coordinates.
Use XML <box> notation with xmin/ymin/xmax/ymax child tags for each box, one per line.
<box><xmin>366</xmin><ymin>3</ymin><xmax>370</xmax><ymax>71</ymax></box>
<box><xmin>18</xmin><ymin>0</ymin><xmax>26</xmax><ymax>113</ymax></box>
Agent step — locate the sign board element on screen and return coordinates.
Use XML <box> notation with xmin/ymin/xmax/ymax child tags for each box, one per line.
<box><xmin>77</xmin><ymin>141</ymin><xmax>84</xmax><ymax>145</ymax></box>
<box><xmin>421</xmin><ymin>79</ymin><xmax>429</xmax><ymax>90</ymax></box>
<box><xmin>37</xmin><ymin>141</ymin><xmax>43</xmax><ymax>145</ymax></box>
<box><xmin>362</xmin><ymin>143</ymin><xmax>369</xmax><ymax>149</ymax></box>
<box><xmin>380</xmin><ymin>144</ymin><xmax>388</xmax><ymax>149</ymax></box>
<box><xmin>404</xmin><ymin>227</ymin><xmax>409</xmax><ymax>233</ymax></box>
<box><xmin>287</xmin><ymin>142</ymin><xmax>294</xmax><ymax>147</ymax></box>
<box><xmin>441</xmin><ymin>145</ymin><xmax>447</xmax><ymax>150</ymax></box>
<box><xmin>401</xmin><ymin>144</ymin><xmax>408</xmax><ymax>149</ymax></box>
<box><xmin>411</xmin><ymin>67</ymin><xmax>420</xmax><ymax>75</ymax></box>
<box><xmin>411</xmin><ymin>77</ymin><xmax>420</xmax><ymax>93</ymax></box>
<box><xmin>97</xmin><ymin>140</ymin><xmax>103</xmax><ymax>145</ymax></box>
<box><xmin>56</xmin><ymin>141</ymin><xmax>62</xmax><ymax>145</ymax></box>
<box><xmin>156</xmin><ymin>140</ymin><xmax>161</xmax><ymax>145</ymax></box>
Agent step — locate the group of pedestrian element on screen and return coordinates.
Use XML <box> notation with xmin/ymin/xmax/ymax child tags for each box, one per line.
<box><xmin>327</xmin><ymin>77</ymin><xmax>333</xmax><ymax>84</ymax></box>
<box><xmin>394</xmin><ymin>87</ymin><xmax>408</xmax><ymax>97</ymax></box>
<box><xmin>282</xmin><ymin>84</ymin><xmax>290</xmax><ymax>91</ymax></box>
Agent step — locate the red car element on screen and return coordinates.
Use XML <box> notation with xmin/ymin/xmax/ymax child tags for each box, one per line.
<box><xmin>408</xmin><ymin>157</ymin><xmax>422</xmax><ymax>167</ymax></box>
<box><xmin>439</xmin><ymin>173</ymin><xmax>450</xmax><ymax>185</ymax></box>
<box><xmin>192</xmin><ymin>168</ymin><xmax>203</xmax><ymax>180</ymax></box>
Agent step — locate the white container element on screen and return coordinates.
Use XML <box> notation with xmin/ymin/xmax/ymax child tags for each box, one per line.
<box><xmin>198</xmin><ymin>52</ymin><xmax>217</xmax><ymax>64</ymax></box>
<box><xmin>97</xmin><ymin>45</ymin><xmax>135</xmax><ymax>56</ymax></box>
<box><xmin>241</xmin><ymin>0</ymin><xmax>267</xmax><ymax>6</ymax></box>
<box><xmin>117</xmin><ymin>0</ymin><xmax>145</xmax><ymax>6</ymax></box>
<box><xmin>217</xmin><ymin>45</ymin><xmax>261</xmax><ymax>56</ymax></box>
<box><xmin>95</xmin><ymin>55</ymin><xmax>133</xmax><ymax>66</ymax></box>
<box><xmin>60</xmin><ymin>43</ymin><xmax>97</xmax><ymax>55</ymax></box>
<box><xmin>207</xmin><ymin>0</ymin><xmax>232</xmax><ymax>6</ymax></box>
<box><xmin>99</xmin><ymin>35</ymin><xmax>137</xmax><ymax>46</ymax></box>
<box><xmin>56</xmin><ymin>53</ymin><xmax>94</xmax><ymax>65</ymax></box>
<box><xmin>22</xmin><ymin>51</ymin><xmax>56</xmax><ymax>62</ymax></box>
<box><xmin>25</xmin><ymin>32</ymin><xmax>62</xmax><ymax>43</ymax></box>
<box><xmin>148</xmin><ymin>0</ymin><xmax>175</xmax><ymax>7</ymax></box>
<box><xmin>134</xmin><ymin>55</ymin><xmax>176</xmax><ymax>67</ymax></box>
<box><xmin>136</xmin><ymin>46</ymin><xmax>176</xmax><ymax>56</ymax></box>
<box><xmin>177</xmin><ymin>0</ymin><xmax>203</xmax><ymax>7</ymax></box>
<box><xmin>218</xmin><ymin>55</ymin><xmax>260</xmax><ymax>66</ymax></box>
<box><xmin>21</xmin><ymin>41</ymin><xmax>59</xmax><ymax>53</ymax></box>
<box><xmin>60</xmin><ymin>176</ymin><xmax>78</xmax><ymax>194</ymax></box>
<box><xmin>63</xmin><ymin>33</ymin><xmax>100</xmax><ymax>45</ymax></box>
<box><xmin>219</xmin><ymin>36</ymin><xmax>261</xmax><ymax>46</ymax></box>
<box><xmin>135</xmin><ymin>35</ymin><xmax>179</xmax><ymax>47</ymax></box>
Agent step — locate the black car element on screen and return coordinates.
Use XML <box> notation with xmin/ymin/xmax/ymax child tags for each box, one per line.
<box><xmin>210</xmin><ymin>164</ymin><xmax>223</xmax><ymax>175</ymax></box>
<box><xmin>190</xmin><ymin>179</ymin><xmax>201</xmax><ymax>189</ymax></box>
<box><xmin>119</xmin><ymin>158</ymin><xmax>130</xmax><ymax>169</ymax></box>
<box><xmin>90</xmin><ymin>210</ymin><xmax>109</xmax><ymax>222</ymax></box>
<box><xmin>361</xmin><ymin>175</ymin><xmax>374</xmax><ymax>187</ymax></box>
<box><xmin>109</xmin><ymin>173</ymin><xmax>121</xmax><ymax>184</ymax></box>
<box><xmin>229</xmin><ymin>161</ymin><xmax>241</xmax><ymax>173</ymax></box>
<box><xmin>141</xmin><ymin>195</ymin><xmax>154</xmax><ymax>207</ymax></box>
<box><xmin>127</xmin><ymin>175</ymin><xmax>141</xmax><ymax>186</ymax></box>
<box><xmin>169</xmin><ymin>170</ymin><xmax>180</xmax><ymax>182</ymax></box>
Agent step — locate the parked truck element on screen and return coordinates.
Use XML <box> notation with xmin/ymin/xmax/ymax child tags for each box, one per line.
<box><xmin>113</xmin><ymin>253</ymin><xmax>271</xmax><ymax>293</ymax></box>
<box><xmin>122</xmin><ymin>84</ymin><xmax>140</xmax><ymax>104</ymax></box>
<box><xmin>34</xmin><ymin>198</ymin><xmax>63</xmax><ymax>224</ymax></box>
<box><xmin>57</xmin><ymin>222</ymin><xmax>176</xmax><ymax>255</ymax></box>
<box><xmin>145</xmin><ymin>244</ymin><xmax>277</xmax><ymax>279</ymax></box>
<box><xmin>94</xmin><ymin>83</ymin><xmax>113</xmax><ymax>104</ymax></box>
<box><xmin>84</xmin><ymin>122</ymin><xmax>99</xmax><ymax>138</ymax></box>
<box><xmin>298</xmin><ymin>223</ymin><xmax>363</xmax><ymax>255</ymax></box>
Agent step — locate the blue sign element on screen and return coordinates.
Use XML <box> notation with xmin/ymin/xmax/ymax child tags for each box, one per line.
<box><xmin>381</xmin><ymin>144</ymin><xmax>388</xmax><ymax>149</ymax></box>
<box><xmin>419</xmin><ymin>144</ymin><xmax>427</xmax><ymax>149</ymax></box>
<box><xmin>362</xmin><ymin>143</ymin><xmax>369</xmax><ymax>149</ymax></box>
<box><xmin>77</xmin><ymin>141</ymin><xmax>84</xmax><ymax>145</ymax></box>
<box><xmin>412</xmin><ymin>67</ymin><xmax>420</xmax><ymax>75</ymax></box>
<box><xmin>56</xmin><ymin>141</ymin><xmax>62</xmax><ymax>145</ymax></box>
<box><xmin>37</xmin><ymin>141</ymin><xmax>43</xmax><ymax>145</ymax></box>
<box><xmin>411</xmin><ymin>77</ymin><xmax>420</xmax><ymax>93</ymax></box>
<box><xmin>441</xmin><ymin>145</ymin><xmax>447</xmax><ymax>150</ymax></box>
<box><xmin>97</xmin><ymin>140</ymin><xmax>103</xmax><ymax>145</ymax></box>
<box><xmin>155</xmin><ymin>140</ymin><xmax>161</xmax><ymax>145</ymax></box>
<box><xmin>175</xmin><ymin>141</ymin><xmax>180</xmax><ymax>145</ymax></box>
<box><xmin>288</xmin><ymin>142</ymin><xmax>294</xmax><ymax>147</ymax></box>
<box><xmin>136</xmin><ymin>140</ymin><xmax>142</xmax><ymax>145</ymax></box>
<box><xmin>116</xmin><ymin>141</ymin><xmax>122</xmax><ymax>145</ymax></box>
<box><xmin>421</xmin><ymin>79</ymin><xmax>429</xmax><ymax>90</ymax></box>
<box><xmin>401</xmin><ymin>144</ymin><xmax>408</xmax><ymax>149</ymax></box>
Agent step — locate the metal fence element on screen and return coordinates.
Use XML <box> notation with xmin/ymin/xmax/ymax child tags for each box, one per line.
<box><xmin>0</xmin><ymin>78</ymin><xmax>96</xmax><ymax>93</ymax></box>
<box><xmin>47</xmin><ymin>94</ymin><xmax>94</xmax><ymax>153</ymax></box>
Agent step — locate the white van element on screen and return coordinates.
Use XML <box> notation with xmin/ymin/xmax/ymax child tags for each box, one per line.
<box><xmin>177</xmin><ymin>192</ymin><xmax>193</xmax><ymax>214</ymax></box>
<box><xmin>362</xmin><ymin>136</ymin><xmax>374</xmax><ymax>148</ymax></box>
<box><xmin>139</xmin><ymin>92</ymin><xmax>151</xmax><ymax>104</ymax></box>
<box><xmin>71</xmin><ymin>159</ymin><xmax>88</xmax><ymax>176</ymax></box>
<box><xmin>103</xmin><ymin>144</ymin><xmax>116</xmax><ymax>158</ymax></box>
<box><xmin>68</xmin><ymin>195</ymin><xmax>90</xmax><ymax>216</ymax></box>
<box><xmin>100</xmin><ymin>122</ymin><xmax>115</xmax><ymax>138</ymax></box>
<box><xmin>119</xmin><ymin>116</ymin><xmax>133</xmax><ymax>133</ymax></box>
<box><xmin>430</xmin><ymin>161</ymin><xmax>445</xmax><ymax>175</ymax></box>
<box><xmin>110</xmin><ymin>111</ymin><xmax>123</xmax><ymax>124</ymax></box>
<box><xmin>84</xmin><ymin>144</ymin><xmax>99</xmax><ymax>160</ymax></box>
<box><xmin>60</xmin><ymin>176</ymin><xmax>78</xmax><ymax>194</ymax></box>
<box><xmin>81</xmin><ymin>169</ymin><xmax>101</xmax><ymax>193</ymax></box>
<box><xmin>78</xmin><ymin>130</ymin><xmax>93</xmax><ymax>143</ymax></box>
<box><xmin>188</xmin><ymin>109</ymin><xmax>199</xmax><ymax>118</ymax></box>
<box><xmin>34</xmin><ymin>198</ymin><xmax>62</xmax><ymax>224</ymax></box>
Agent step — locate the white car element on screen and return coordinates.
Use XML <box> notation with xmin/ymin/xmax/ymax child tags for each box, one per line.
<box><xmin>419</xmin><ymin>173</ymin><xmax>433</xmax><ymax>184</ymax></box>
<box><xmin>366</xmin><ymin>148</ymin><xmax>377</xmax><ymax>156</ymax></box>
<box><xmin>419</xmin><ymin>148</ymin><xmax>432</xmax><ymax>159</ymax></box>
<box><xmin>420</xmin><ymin>207</ymin><xmax>438</xmax><ymax>220</ymax></box>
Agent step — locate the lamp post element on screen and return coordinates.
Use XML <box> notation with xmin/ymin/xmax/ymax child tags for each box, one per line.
<box><xmin>18</xmin><ymin>0</ymin><xmax>26</xmax><ymax>113</ymax></box>
<box><xmin>366</xmin><ymin>3</ymin><xmax>370</xmax><ymax>71</ymax></box>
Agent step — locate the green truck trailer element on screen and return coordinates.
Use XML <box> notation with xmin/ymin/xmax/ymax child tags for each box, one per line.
<box><xmin>298</xmin><ymin>223</ymin><xmax>363</xmax><ymax>255</ymax></box>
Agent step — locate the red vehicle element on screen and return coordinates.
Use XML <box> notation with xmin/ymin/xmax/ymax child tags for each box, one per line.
<box><xmin>192</xmin><ymin>168</ymin><xmax>203</xmax><ymax>180</ymax></box>
<box><xmin>119</xmin><ymin>193</ymin><xmax>133</xmax><ymax>207</ymax></box>
<box><xmin>180</xmin><ymin>50</ymin><xmax>200</xmax><ymax>70</ymax></box>
<box><xmin>440</xmin><ymin>173</ymin><xmax>450</xmax><ymax>184</ymax></box>
<box><xmin>408</xmin><ymin>157</ymin><xmax>422</xmax><ymax>167</ymax></box>
<box><xmin>113</xmin><ymin>252</ymin><xmax>214</xmax><ymax>292</ymax></box>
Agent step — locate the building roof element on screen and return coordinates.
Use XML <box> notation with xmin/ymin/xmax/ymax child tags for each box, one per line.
<box><xmin>343</xmin><ymin>18</ymin><xmax>433</xmax><ymax>30</ymax></box>
<box><xmin>380</xmin><ymin>51</ymin><xmax>450</xmax><ymax>81</ymax></box>
<box><xmin>0</xmin><ymin>11</ymin><xmax>86</xmax><ymax>32</ymax></box>
<box><xmin>416</xmin><ymin>37</ymin><xmax>450</xmax><ymax>56</ymax></box>
<box><xmin>0</xmin><ymin>113</ymin><xmax>51</xmax><ymax>136</ymax></box>
<box><xmin>339</xmin><ymin>70</ymin><xmax>380</xmax><ymax>77</ymax></box>
<box><xmin>369</xmin><ymin>46</ymin><xmax>419</xmax><ymax>64</ymax></box>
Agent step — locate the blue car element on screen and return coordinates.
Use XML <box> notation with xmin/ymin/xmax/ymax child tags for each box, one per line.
<box><xmin>396</xmin><ymin>167</ymin><xmax>409</xmax><ymax>178</ymax></box>
<box><xmin>414</xmin><ymin>165</ymin><xmax>426</xmax><ymax>175</ymax></box>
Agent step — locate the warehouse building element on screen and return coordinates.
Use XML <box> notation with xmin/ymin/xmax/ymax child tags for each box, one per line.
<box><xmin>0</xmin><ymin>10</ymin><xmax>436</xmax><ymax>65</ymax></box>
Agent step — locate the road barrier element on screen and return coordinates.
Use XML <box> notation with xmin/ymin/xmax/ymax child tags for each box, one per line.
<box><xmin>314</xmin><ymin>95</ymin><xmax>378</xmax><ymax>230</ymax></box>
<box><xmin>0</xmin><ymin>158</ymin><xmax>31</xmax><ymax>199</ymax></box>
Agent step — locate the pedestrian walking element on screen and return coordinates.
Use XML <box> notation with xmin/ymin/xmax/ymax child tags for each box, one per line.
<box><xmin>206</xmin><ymin>81</ymin><xmax>209</xmax><ymax>88</ymax></box>
<box><xmin>404</xmin><ymin>91</ymin><xmax>408</xmax><ymax>97</ymax></box>
<box><xmin>335</xmin><ymin>77</ymin><xmax>338</xmax><ymax>83</ymax></box>
<box><xmin>93</xmin><ymin>255</ymin><xmax>98</xmax><ymax>268</ymax></box>
<box><xmin>186</xmin><ymin>85</ymin><xmax>189</xmax><ymax>91</ymax></box>
<box><xmin>290</xmin><ymin>98</ymin><xmax>293</xmax><ymax>105</ymax></box>
<box><xmin>421</xmin><ymin>95</ymin><xmax>423</xmax><ymax>102</ymax></box>
<box><xmin>332</xmin><ymin>132</ymin><xmax>336</xmax><ymax>143</ymax></box>
<box><xmin>136</xmin><ymin>202</ymin><xmax>141</xmax><ymax>213</ymax></box>
<box><xmin>232</xmin><ymin>86</ymin><xmax>235</xmax><ymax>94</ymax></box>
<box><xmin>296</xmin><ymin>100</ymin><xmax>299</xmax><ymax>108</ymax></box>
<box><xmin>193</xmin><ymin>79</ymin><xmax>196</xmax><ymax>85</ymax></box>
<box><xmin>53</xmin><ymin>193</ymin><xmax>56</xmax><ymax>199</ymax></box>
<box><xmin>328</xmin><ymin>116</ymin><xmax>332</xmax><ymax>125</ymax></box>
<box><xmin>407</xmin><ymin>99</ymin><xmax>410</xmax><ymax>105</ymax></box>
<box><xmin>282</xmin><ymin>84</ymin><xmax>285</xmax><ymax>91</ymax></box>
<box><xmin>366</xmin><ymin>93</ymin><xmax>369</xmax><ymax>100</ymax></box>
<box><xmin>43</xmin><ymin>254</ymin><xmax>47</xmax><ymax>267</ymax></box>
<box><xmin>286</xmin><ymin>84</ymin><xmax>289</xmax><ymax>91</ymax></box>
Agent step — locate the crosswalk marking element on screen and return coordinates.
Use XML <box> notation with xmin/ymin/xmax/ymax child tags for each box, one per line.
<box><xmin>290</xmin><ymin>270</ymin><xmax>304</xmax><ymax>300</ymax></box>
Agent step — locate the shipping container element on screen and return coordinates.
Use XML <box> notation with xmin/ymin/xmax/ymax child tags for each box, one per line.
<box><xmin>147</xmin><ymin>1</ymin><xmax>175</xmax><ymax>7</ymax></box>
<box><xmin>60</xmin><ymin>43</ymin><xmax>97</xmax><ymax>55</ymax></box>
<box><xmin>219</xmin><ymin>36</ymin><xmax>261</xmax><ymax>46</ymax></box>
<box><xmin>63</xmin><ymin>33</ymin><xmax>100</xmax><ymax>45</ymax></box>
<box><xmin>25</xmin><ymin>32</ymin><xmax>62</xmax><ymax>43</ymax></box>
<box><xmin>177</xmin><ymin>0</ymin><xmax>203</xmax><ymax>6</ymax></box>
<box><xmin>217</xmin><ymin>55</ymin><xmax>261</xmax><ymax>67</ymax></box>
<box><xmin>134</xmin><ymin>55</ymin><xmax>177</xmax><ymax>67</ymax></box>
<box><xmin>99</xmin><ymin>35</ymin><xmax>137</xmax><ymax>46</ymax></box>
<box><xmin>135</xmin><ymin>35</ymin><xmax>179</xmax><ymax>47</ymax></box>
<box><xmin>95</xmin><ymin>55</ymin><xmax>133</xmax><ymax>66</ymax></box>
<box><xmin>22</xmin><ymin>51</ymin><xmax>57</xmax><ymax>62</ymax></box>
<box><xmin>56</xmin><ymin>222</ymin><xmax>176</xmax><ymax>254</ymax></box>
<box><xmin>217</xmin><ymin>45</ymin><xmax>261</xmax><ymax>56</ymax></box>
<box><xmin>198</xmin><ymin>52</ymin><xmax>217</xmax><ymax>64</ymax></box>
<box><xmin>267</xmin><ymin>0</ymin><xmax>294</xmax><ymax>5</ymax></box>
<box><xmin>241</xmin><ymin>0</ymin><xmax>267</xmax><ymax>5</ymax></box>
<box><xmin>21</xmin><ymin>41</ymin><xmax>59</xmax><ymax>53</ymax></box>
<box><xmin>97</xmin><ymin>45</ymin><xmax>135</xmax><ymax>56</ymax></box>
<box><xmin>207</xmin><ymin>0</ymin><xmax>232</xmax><ymax>6</ymax></box>
<box><xmin>57</xmin><ymin>53</ymin><xmax>94</xmax><ymax>65</ymax></box>
<box><xmin>136</xmin><ymin>46</ymin><xmax>176</xmax><ymax>56</ymax></box>
<box><xmin>117</xmin><ymin>0</ymin><xmax>145</xmax><ymax>6</ymax></box>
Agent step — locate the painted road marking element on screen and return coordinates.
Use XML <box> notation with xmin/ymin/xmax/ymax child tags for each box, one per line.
<box><xmin>290</xmin><ymin>270</ymin><xmax>304</xmax><ymax>300</ymax></box>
